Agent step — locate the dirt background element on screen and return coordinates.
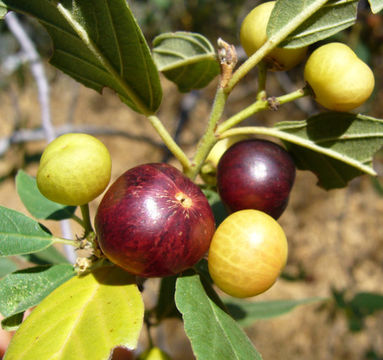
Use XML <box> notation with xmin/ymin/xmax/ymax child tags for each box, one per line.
<box><xmin>1</xmin><ymin>34</ymin><xmax>383</xmax><ymax>360</ymax></box>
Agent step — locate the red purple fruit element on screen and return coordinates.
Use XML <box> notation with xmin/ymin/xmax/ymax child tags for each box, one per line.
<box><xmin>94</xmin><ymin>163</ymin><xmax>215</xmax><ymax>277</ymax></box>
<box><xmin>217</xmin><ymin>139</ymin><xmax>296</xmax><ymax>219</ymax></box>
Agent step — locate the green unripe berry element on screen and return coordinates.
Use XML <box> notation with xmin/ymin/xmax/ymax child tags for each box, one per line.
<box><xmin>304</xmin><ymin>42</ymin><xmax>375</xmax><ymax>111</ymax></box>
<box><xmin>37</xmin><ymin>133</ymin><xmax>112</xmax><ymax>205</ymax></box>
<box><xmin>240</xmin><ymin>1</ymin><xmax>307</xmax><ymax>71</ymax></box>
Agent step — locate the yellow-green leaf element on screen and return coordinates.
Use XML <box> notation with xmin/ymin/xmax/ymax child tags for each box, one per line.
<box><xmin>4</xmin><ymin>266</ymin><xmax>144</xmax><ymax>360</ymax></box>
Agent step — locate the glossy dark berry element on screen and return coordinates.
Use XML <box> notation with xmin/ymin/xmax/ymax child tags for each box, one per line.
<box><xmin>95</xmin><ymin>163</ymin><xmax>215</xmax><ymax>277</ymax></box>
<box><xmin>217</xmin><ymin>139</ymin><xmax>296</xmax><ymax>219</ymax></box>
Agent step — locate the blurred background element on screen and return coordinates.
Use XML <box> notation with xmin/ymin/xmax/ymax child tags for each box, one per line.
<box><xmin>0</xmin><ymin>0</ymin><xmax>383</xmax><ymax>359</ymax></box>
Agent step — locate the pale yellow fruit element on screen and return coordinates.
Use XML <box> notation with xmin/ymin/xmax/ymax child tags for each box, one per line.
<box><xmin>240</xmin><ymin>1</ymin><xmax>307</xmax><ymax>71</ymax></box>
<box><xmin>208</xmin><ymin>209</ymin><xmax>288</xmax><ymax>298</ymax></box>
<box><xmin>206</xmin><ymin>136</ymin><xmax>250</xmax><ymax>168</ymax></box>
<box><xmin>138</xmin><ymin>347</ymin><xmax>171</xmax><ymax>360</ymax></box>
<box><xmin>304</xmin><ymin>42</ymin><xmax>375</xmax><ymax>111</ymax></box>
<box><xmin>37</xmin><ymin>133</ymin><xmax>112</xmax><ymax>205</ymax></box>
<box><xmin>201</xmin><ymin>136</ymin><xmax>249</xmax><ymax>185</ymax></box>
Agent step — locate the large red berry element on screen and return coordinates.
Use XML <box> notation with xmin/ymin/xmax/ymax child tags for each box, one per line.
<box><xmin>217</xmin><ymin>139</ymin><xmax>296</xmax><ymax>219</ymax></box>
<box><xmin>95</xmin><ymin>163</ymin><xmax>215</xmax><ymax>277</ymax></box>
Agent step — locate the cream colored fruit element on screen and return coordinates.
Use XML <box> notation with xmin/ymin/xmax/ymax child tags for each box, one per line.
<box><xmin>201</xmin><ymin>136</ymin><xmax>249</xmax><ymax>185</ymax></box>
<box><xmin>37</xmin><ymin>133</ymin><xmax>112</xmax><ymax>205</ymax></box>
<box><xmin>304</xmin><ymin>42</ymin><xmax>375</xmax><ymax>111</ymax></box>
<box><xmin>206</xmin><ymin>136</ymin><xmax>250</xmax><ymax>168</ymax></box>
<box><xmin>208</xmin><ymin>209</ymin><xmax>288</xmax><ymax>298</ymax></box>
<box><xmin>240</xmin><ymin>1</ymin><xmax>307</xmax><ymax>71</ymax></box>
<box><xmin>138</xmin><ymin>347</ymin><xmax>171</xmax><ymax>360</ymax></box>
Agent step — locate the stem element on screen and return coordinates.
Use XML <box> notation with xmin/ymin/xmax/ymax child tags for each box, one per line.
<box><xmin>71</xmin><ymin>213</ymin><xmax>85</xmax><ymax>227</ymax></box>
<box><xmin>256</xmin><ymin>61</ymin><xmax>268</xmax><ymax>101</ymax></box>
<box><xmin>147</xmin><ymin>115</ymin><xmax>191</xmax><ymax>172</ymax></box>
<box><xmin>52</xmin><ymin>237</ymin><xmax>77</xmax><ymax>246</ymax></box>
<box><xmin>186</xmin><ymin>87</ymin><xmax>228</xmax><ymax>180</ymax></box>
<box><xmin>217</xmin><ymin>87</ymin><xmax>309</xmax><ymax>134</ymax></box>
<box><xmin>226</xmin><ymin>0</ymin><xmax>329</xmax><ymax>94</ymax></box>
<box><xmin>80</xmin><ymin>204</ymin><xmax>93</xmax><ymax>236</ymax></box>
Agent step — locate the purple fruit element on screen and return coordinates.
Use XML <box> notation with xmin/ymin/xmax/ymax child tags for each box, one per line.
<box><xmin>95</xmin><ymin>163</ymin><xmax>215</xmax><ymax>277</ymax></box>
<box><xmin>217</xmin><ymin>139</ymin><xmax>296</xmax><ymax>219</ymax></box>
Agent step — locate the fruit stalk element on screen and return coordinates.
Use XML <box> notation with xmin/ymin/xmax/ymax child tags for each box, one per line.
<box><xmin>147</xmin><ymin>115</ymin><xmax>191</xmax><ymax>172</ymax></box>
<box><xmin>186</xmin><ymin>87</ymin><xmax>228</xmax><ymax>180</ymax></box>
<box><xmin>80</xmin><ymin>203</ymin><xmax>94</xmax><ymax>237</ymax></box>
<box><xmin>217</xmin><ymin>87</ymin><xmax>309</xmax><ymax>134</ymax></box>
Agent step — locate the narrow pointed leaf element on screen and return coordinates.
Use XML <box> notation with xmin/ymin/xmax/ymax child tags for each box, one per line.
<box><xmin>273</xmin><ymin>113</ymin><xmax>383</xmax><ymax>189</ymax></box>
<box><xmin>175</xmin><ymin>273</ymin><xmax>262</xmax><ymax>360</ymax></box>
<box><xmin>225</xmin><ymin>297</ymin><xmax>327</xmax><ymax>328</ymax></box>
<box><xmin>153</xmin><ymin>32</ymin><xmax>219</xmax><ymax>93</ymax></box>
<box><xmin>4</xmin><ymin>266</ymin><xmax>144</xmax><ymax>360</ymax></box>
<box><xmin>0</xmin><ymin>0</ymin><xmax>162</xmax><ymax>114</ymax></box>
<box><xmin>0</xmin><ymin>264</ymin><xmax>75</xmax><ymax>318</ymax></box>
<box><xmin>368</xmin><ymin>0</ymin><xmax>383</xmax><ymax>13</ymax></box>
<box><xmin>16</xmin><ymin>170</ymin><xmax>76</xmax><ymax>221</ymax></box>
<box><xmin>267</xmin><ymin>0</ymin><xmax>358</xmax><ymax>48</ymax></box>
<box><xmin>0</xmin><ymin>206</ymin><xmax>54</xmax><ymax>256</ymax></box>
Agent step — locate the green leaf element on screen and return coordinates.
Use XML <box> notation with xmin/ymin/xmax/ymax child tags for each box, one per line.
<box><xmin>16</xmin><ymin>170</ymin><xmax>76</xmax><ymax>221</ymax></box>
<box><xmin>225</xmin><ymin>297</ymin><xmax>327</xmax><ymax>328</ymax></box>
<box><xmin>153</xmin><ymin>31</ymin><xmax>220</xmax><ymax>93</ymax></box>
<box><xmin>175</xmin><ymin>273</ymin><xmax>263</xmax><ymax>360</ymax></box>
<box><xmin>1</xmin><ymin>312</ymin><xmax>24</xmax><ymax>331</ymax></box>
<box><xmin>0</xmin><ymin>206</ymin><xmax>54</xmax><ymax>256</ymax></box>
<box><xmin>274</xmin><ymin>112</ymin><xmax>383</xmax><ymax>189</ymax></box>
<box><xmin>4</xmin><ymin>266</ymin><xmax>144</xmax><ymax>360</ymax></box>
<box><xmin>368</xmin><ymin>0</ymin><xmax>383</xmax><ymax>13</ymax></box>
<box><xmin>202</xmin><ymin>189</ymin><xmax>228</xmax><ymax>227</ymax></box>
<box><xmin>350</xmin><ymin>292</ymin><xmax>383</xmax><ymax>315</ymax></box>
<box><xmin>0</xmin><ymin>264</ymin><xmax>75</xmax><ymax>318</ymax></box>
<box><xmin>267</xmin><ymin>0</ymin><xmax>358</xmax><ymax>48</ymax></box>
<box><xmin>21</xmin><ymin>246</ymin><xmax>69</xmax><ymax>266</ymax></box>
<box><xmin>0</xmin><ymin>257</ymin><xmax>18</xmax><ymax>279</ymax></box>
<box><xmin>0</xmin><ymin>0</ymin><xmax>162</xmax><ymax>114</ymax></box>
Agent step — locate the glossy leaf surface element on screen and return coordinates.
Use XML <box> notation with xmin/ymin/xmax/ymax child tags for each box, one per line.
<box><xmin>4</xmin><ymin>266</ymin><xmax>144</xmax><ymax>360</ymax></box>
<box><xmin>175</xmin><ymin>273</ymin><xmax>262</xmax><ymax>360</ymax></box>
<box><xmin>0</xmin><ymin>0</ymin><xmax>162</xmax><ymax>114</ymax></box>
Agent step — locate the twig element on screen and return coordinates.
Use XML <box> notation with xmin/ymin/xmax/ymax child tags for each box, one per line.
<box><xmin>5</xmin><ymin>12</ymin><xmax>55</xmax><ymax>142</ymax></box>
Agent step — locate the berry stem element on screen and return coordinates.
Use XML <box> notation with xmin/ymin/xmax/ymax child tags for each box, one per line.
<box><xmin>217</xmin><ymin>87</ymin><xmax>309</xmax><ymax>134</ymax></box>
<box><xmin>147</xmin><ymin>115</ymin><xmax>191</xmax><ymax>172</ymax></box>
<box><xmin>256</xmin><ymin>61</ymin><xmax>268</xmax><ymax>101</ymax></box>
<box><xmin>51</xmin><ymin>237</ymin><xmax>77</xmax><ymax>246</ymax></box>
<box><xmin>80</xmin><ymin>203</ymin><xmax>93</xmax><ymax>237</ymax></box>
